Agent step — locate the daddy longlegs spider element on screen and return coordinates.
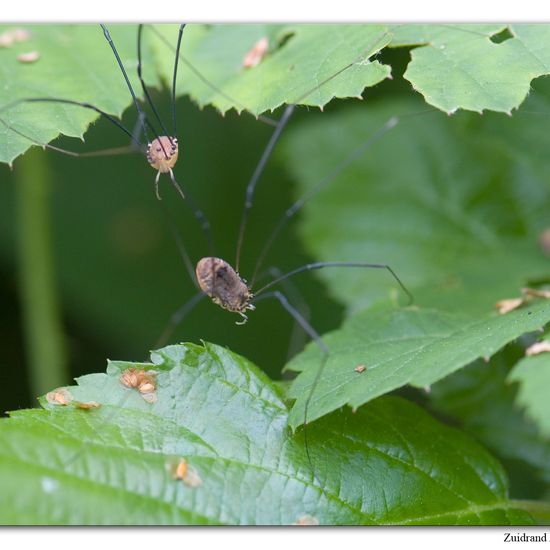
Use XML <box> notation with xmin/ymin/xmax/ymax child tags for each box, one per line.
<box><xmin>20</xmin><ymin>23</ymin><xmax>414</xmax><ymax>469</ymax></box>
<box><xmin>6</xmin><ymin>24</ymin><xmax>458</xmax><ymax>487</ymax></box>
<box><xmin>4</xmin><ymin>21</ymin><xmax>550</xmax><ymax>510</ymax></box>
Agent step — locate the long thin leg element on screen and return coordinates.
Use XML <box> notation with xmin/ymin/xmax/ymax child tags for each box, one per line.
<box><xmin>172</xmin><ymin>24</ymin><xmax>186</xmax><ymax>137</ymax></box>
<box><xmin>265</xmin><ymin>266</ymin><xmax>311</xmax><ymax>362</ymax></box>
<box><xmin>1</xmin><ymin>97</ymin><xmax>143</xmax><ymax>149</ymax></box>
<box><xmin>153</xmin><ymin>291</ymin><xmax>205</xmax><ymax>350</ymax></box>
<box><xmin>148</xmin><ymin>24</ymin><xmax>278</xmax><ymax>128</ymax></box>
<box><xmin>167</xmin><ymin>169</ymin><xmax>215</xmax><ymax>255</ymax></box>
<box><xmin>289</xmin><ymin>29</ymin><xmax>392</xmax><ymax>106</ymax></box>
<box><xmin>155</xmin><ymin>196</ymin><xmax>197</xmax><ymax>284</ymax></box>
<box><xmin>250</xmin><ymin>116</ymin><xmax>399</xmax><ymax>285</ymax></box>
<box><xmin>100</xmin><ymin>24</ymin><xmax>151</xmax><ymax>144</ymax></box>
<box><xmin>255</xmin><ymin>261</ymin><xmax>413</xmax><ymax>305</ymax></box>
<box><xmin>0</xmin><ymin>119</ymin><xmax>138</xmax><ymax>159</ymax></box>
<box><xmin>137</xmin><ymin>24</ymin><xmax>172</xmax><ymax>143</ymax></box>
<box><xmin>234</xmin><ymin>104</ymin><xmax>295</xmax><ymax>272</ymax></box>
<box><xmin>255</xmin><ymin>290</ymin><xmax>328</xmax><ymax>484</ymax></box>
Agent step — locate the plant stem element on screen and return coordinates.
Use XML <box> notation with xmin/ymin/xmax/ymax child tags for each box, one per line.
<box><xmin>15</xmin><ymin>148</ymin><xmax>67</xmax><ymax>397</ymax></box>
<box><xmin>510</xmin><ymin>499</ymin><xmax>550</xmax><ymax>524</ymax></box>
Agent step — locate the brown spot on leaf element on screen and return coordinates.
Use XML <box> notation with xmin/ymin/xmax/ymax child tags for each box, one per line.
<box><xmin>169</xmin><ymin>458</ymin><xmax>203</xmax><ymax>488</ymax></box>
<box><xmin>74</xmin><ymin>400</ymin><xmax>101</xmax><ymax>410</ymax></box>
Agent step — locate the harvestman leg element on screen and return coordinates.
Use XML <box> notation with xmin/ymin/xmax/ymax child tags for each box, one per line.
<box><xmin>255</xmin><ymin>290</ymin><xmax>328</xmax><ymax>484</ymax></box>
<box><xmin>253</xmin><ymin>260</ymin><xmax>414</xmax><ymax>483</ymax></box>
<box><xmin>265</xmin><ymin>266</ymin><xmax>312</xmax><ymax>362</ymax></box>
<box><xmin>153</xmin><ymin>291</ymin><xmax>206</xmax><ymax>350</ymax></box>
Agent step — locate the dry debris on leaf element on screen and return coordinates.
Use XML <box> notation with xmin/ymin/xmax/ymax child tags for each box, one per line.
<box><xmin>525</xmin><ymin>341</ymin><xmax>550</xmax><ymax>357</ymax></box>
<box><xmin>354</xmin><ymin>364</ymin><xmax>366</xmax><ymax>373</ymax></box>
<box><xmin>495</xmin><ymin>287</ymin><xmax>550</xmax><ymax>315</ymax></box>
<box><xmin>168</xmin><ymin>458</ymin><xmax>203</xmax><ymax>488</ymax></box>
<box><xmin>73</xmin><ymin>400</ymin><xmax>101</xmax><ymax>410</ymax></box>
<box><xmin>45</xmin><ymin>387</ymin><xmax>73</xmax><ymax>406</ymax></box>
<box><xmin>17</xmin><ymin>51</ymin><xmax>40</xmax><ymax>63</ymax></box>
<box><xmin>293</xmin><ymin>515</ymin><xmax>319</xmax><ymax>526</ymax></box>
<box><xmin>242</xmin><ymin>36</ymin><xmax>269</xmax><ymax>68</ymax></box>
<box><xmin>0</xmin><ymin>27</ymin><xmax>31</xmax><ymax>48</ymax></box>
<box><xmin>495</xmin><ymin>297</ymin><xmax>524</xmax><ymax>315</ymax></box>
<box><xmin>120</xmin><ymin>367</ymin><xmax>158</xmax><ymax>403</ymax></box>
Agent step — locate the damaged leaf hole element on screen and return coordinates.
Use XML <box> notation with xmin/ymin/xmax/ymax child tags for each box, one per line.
<box><xmin>489</xmin><ymin>27</ymin><xmax>514</xmax><ymax>44</ymax></box>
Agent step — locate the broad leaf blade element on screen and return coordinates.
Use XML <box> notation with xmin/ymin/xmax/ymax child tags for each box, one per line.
<box><xmin>393</xmin><ymin>24</ymin><xmax>550</xmax><ymax>114</ymax></box>
<box><xmin>0</xmin><ymin>24</ymin><xmax>158</xmax><ymax>165</ymax></box>
<box><xmin>0</xmin><ymin>343</ymin><xmax>529</xmax><ymax>525</ymax></box>
<box><xmin>150</xmin><ymin>24</ymin><xmax>392</xmax><ymax>115</ymax></box>
<box><xmin>281</xmin><ymin>99</ymin><xmax>550</xmax><ymax>314</ymax></box>
<box><xmin>430</xmin><ymin>351</ymin><xmax>550</xmax><ymax>493</ymax></box>
<box><xmin>508</xmin><ymin>345</ymin><xmax>550</xmax><ymax>439</ymax></box>
<box><xmin>286</xmin><ymin>300</ymin><xmax>550</xmax><ymax>429</ymax></box>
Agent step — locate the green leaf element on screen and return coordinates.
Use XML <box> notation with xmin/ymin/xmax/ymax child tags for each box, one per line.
<box><xmin>281</xmin><ymin>98</ymin><xmax>550</xmax><ymax>314</ymax></box>
<box><xmin>430</xmin><ymin>350</ymin><xmax>550</xmax><ymax>493</ymax></box>
<box><xmin>150</xmin><ymin>24</ymin><xmax>392</xmax><ymax>115</ymax></box>
<box><xmin>286</xmin><ymin>299</ymin><xmax>550</xmax><ymax>429</ymax></box>
<box><xmin>0</xmin><ymin>343</ymin><xmax>529</xmax><ymax>525</ymax></box>
<box><xmin>393</xmin><ymin>24</ymin><xmax>550</xmax><ymax>114</ymax></box>
<box><xmin>508</xmin><ymin>344</ymin><xmax>550</xmax><ymax>439</ymax></box>
<box><xmin>0</xmin><ymin>24</ymin><xmax>159</xmax><ymax>165</ymax></box>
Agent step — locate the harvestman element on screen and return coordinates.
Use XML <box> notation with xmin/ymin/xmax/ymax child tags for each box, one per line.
<box><xmin>6</xmin><ymin>24</ymin><xmax>417</xmax><ymax>480</ymax></box>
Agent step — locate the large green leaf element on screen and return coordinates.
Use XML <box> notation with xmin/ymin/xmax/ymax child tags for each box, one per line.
<box><xmin>0</xmin><ymin>343</ymin><xmax>529</xmax><ymax>525</ymax></box>
<box><xmin>508</xmin><ymin>342</ymin><xmax>550</xmax><ymax>439</ymax></box>
<box><xmin>0</xmin><ymin>24</ymin><xmax>159</xmax><ymax>165</ymax></box>
<box><xmin>392</xmin><ymin>24</ymin><xmax>550</xmax><ymax>114</ymax></box>
<box><xmin>280</xmin><ymin>98</ymin><xmax>550</xmax><ymax>314</ymax></box>
<box><xmin>150</xmin><ymin>24</ymin><xmax>391</xmax><ymax>115</ymax></box>
<box><xmin>286</xmin><ymin>299</ymin><xmax>550</xmax><ymax>429</ymax></box>
<box><xmin>430</xmin><ymin>350</ymin><xmax>550</xmax><ymax>492</ymax></box>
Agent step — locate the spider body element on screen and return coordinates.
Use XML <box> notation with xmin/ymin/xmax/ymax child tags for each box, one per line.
<box><xmin>195</xmin><ymin>257</ymin><xmax>255</xmax><ymax>324</ymax></box>
<box><xmin>146</xmin><ymin>136</ymin><xmax>179</xmax><ymax>173</ymax></box>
